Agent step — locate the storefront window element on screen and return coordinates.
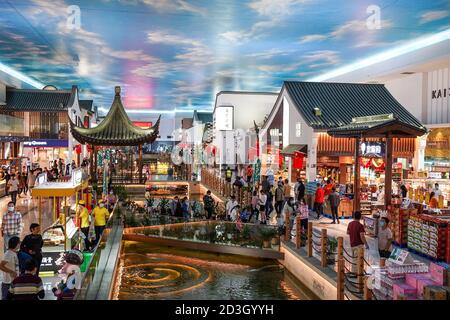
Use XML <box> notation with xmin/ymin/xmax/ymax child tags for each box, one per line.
<box><xmin>0</xmin><ymin>111</ymin><xmax>24</xmax><ymax>136</ymax></box>
<box><xmin>29</xmin><ymin>111</ymin><xmax>69</xmax><ymax>140</ymax></box>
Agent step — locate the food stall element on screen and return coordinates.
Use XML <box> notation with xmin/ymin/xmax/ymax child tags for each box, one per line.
<box><xmin>31</xmin><ymin>168</ymin><xmax>88</xmax><ymax>274</ymax></box>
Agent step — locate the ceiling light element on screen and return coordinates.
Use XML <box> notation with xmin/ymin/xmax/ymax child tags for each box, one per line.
<box><xmin>308</xmin><ymin>28</ymin><xmax>450</xmax><ymax>82</ymax></box>
<box><xmin>0</xmin><ymin>61</ymin><xmax>45</xmax><ymax>89</ymax></box>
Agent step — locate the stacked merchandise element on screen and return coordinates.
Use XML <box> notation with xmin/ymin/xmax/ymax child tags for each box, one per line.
<box><xmin>371</xmin><ymin>262</ymin><xmax>428</xmax><ymax>300</ymax></box>
<box><xmin>371</xmin><ymin>261</ymin><xmax>450</xmax><ymax>300</ymax></box>
<box><xmin>407</xmin><ymin>214</ymin><xmax>449</xmax><ymax>262</ymax></box>
<box><xmin>388</xmin><ymin>208</ymin><xmax>412</xmax><ymax>246</ymax></box>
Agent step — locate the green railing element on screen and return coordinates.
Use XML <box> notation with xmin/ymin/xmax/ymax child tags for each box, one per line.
<box><xmin>74</xmin><ymin>204</ymin><xmax>122</xmax><ymax>300</ymax></box>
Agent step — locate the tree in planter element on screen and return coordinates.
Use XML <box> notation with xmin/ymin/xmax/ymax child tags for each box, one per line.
<box><xmin>158</xmin><ymin>198</ymin><xmax>170</xmax><ymax>215</ymax></box>
<box><xmin>327</xmin><ymin>237</ymin><xmax>338</xmax><ymax>265</ymax></box>
<box><xmin>259</xmin><ymin>227</ymin><xmax>277</xmax><ymax>248</ymax></box>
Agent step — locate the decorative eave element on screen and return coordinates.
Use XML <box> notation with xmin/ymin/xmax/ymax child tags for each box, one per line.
<box><xmin>70</xmin><ymin>86</ymin><xmax>160</xmax><ymax>146</ymax></box>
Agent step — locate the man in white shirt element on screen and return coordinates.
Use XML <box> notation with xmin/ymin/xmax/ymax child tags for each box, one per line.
<box><xmin>433</xmin><ymin>183</ymin><xmax>442</xmax><ymax>198</ymax></box>
<box><xmin>226</xmin><ymin>196</ymin><xmax>239</xmax><ymax>221</ymax></box>
<box><xmin>258</xmin><ymin>190</ymin><xmax>268</xmax><ymax>224</ymax></box>
<box><xmin>0</xmin><ymin>236</ymin><xmax>20</xmax><ymax>300</ymax></box>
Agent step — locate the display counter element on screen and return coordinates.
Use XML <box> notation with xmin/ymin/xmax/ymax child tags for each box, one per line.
<box><xmin>403</xmin><ymin>178</ymin><xmax>449</xmax><ymax>208</ymax></box>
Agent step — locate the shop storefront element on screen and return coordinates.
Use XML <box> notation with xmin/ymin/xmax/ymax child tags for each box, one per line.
<box><xmin>260</xmin><ymin>81</ymin><xmax>426</xmax><ymax>217</ymax></box>
<box><xmin>22</xmin><ymin>138</ymin><xmax>69</xmax><ymax>169</ymax></box>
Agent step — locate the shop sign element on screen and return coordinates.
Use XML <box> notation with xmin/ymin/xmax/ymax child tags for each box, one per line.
<box><xmin>23</xmin><ymin>139</ymin><xmax>68</xmax><ymax>148</ymax></box>
<box><xmin>72</xmin><ymin>168</ymin><xmax>83</xmax><ymax>185</ymax></box>
<box><xmin>40</xmin><ymin>251</ymin><xmax>65</xmax><ymax>273</ymax></box>
<box><xmin>215</xmin><ymin>106</ymin><xmax>233</xmax><ymax>131</ymax></box>
<box><xmin>360</xmin><ymin>141</ymin><xmax>385</xmax><ymax>158</ymax></box>
<box><xmin>431</xmin><ymin>87</ymin><xmax>450</xmax><ymax>99</ymax></box>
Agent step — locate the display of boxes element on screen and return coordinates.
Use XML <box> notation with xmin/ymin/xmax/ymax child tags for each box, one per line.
<box><xmin>430</xmin><ymin>263</ymin><xmax>449</xmax><ymax>285</ymax></box>
<box><xmin>417</xmin><ymin>278</ymin><xmax>437</xmax><ymax>297</ymax></box>
<box><xmin>405</xmin><ymin>273</ymin><xmax>431</xmax><ymax>289</ymax></box>
<box><xmin>393</xmin><ymin>283</ymin><xmax>417</xmax><ymax>300</ymax></box>
<box><xmin>423</xmin><ymin>285</ymin><xmax>447</xmax><ymax>300</ymax></box>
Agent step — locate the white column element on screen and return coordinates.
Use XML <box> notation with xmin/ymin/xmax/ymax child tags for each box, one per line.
<box><xmin>413</xmin><ymin>134</ymin><xmax>427</xmax><ymax>173</ymax></box>
<box><xmin>306</xmin><ymin>132</ymin><xmax>319</xmax><ymax>183</ymax></box>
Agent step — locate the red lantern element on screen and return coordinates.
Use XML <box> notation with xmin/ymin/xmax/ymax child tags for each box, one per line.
<box><xmin>74</xmin><ymin>144</ymin><xmax>82</xmax><ymax>154</ymax></box>
<box><xmin>293</xmin><ymin>151</ymin><xmax>304</xmax><ymax>169</ymax></box>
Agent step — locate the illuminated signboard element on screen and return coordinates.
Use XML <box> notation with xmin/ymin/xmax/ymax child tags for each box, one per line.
<box><xmin>215</xmin><ymin>106</ymin><xmax>233</xmax><ymax>131</ymax></box>
<box><xmin>360</xmin><ymin>141</ymin><xmax>385</xmax><ymax>158</ymax></box>
<box><xmin>132</xmin><ymin>121</ymin><xmax>153</xmax><ymax>129</ymax></box>
<box><xmin>23</xmin><ymin>139</ymin><xmax>68</xmax><ymax>148</ymax></box>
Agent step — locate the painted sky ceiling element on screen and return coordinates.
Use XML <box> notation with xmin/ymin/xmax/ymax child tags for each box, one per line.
<box><xmin>0</xmin><ymin>0</ymin><xmax>449</xmax><ymax>116</ymax></box>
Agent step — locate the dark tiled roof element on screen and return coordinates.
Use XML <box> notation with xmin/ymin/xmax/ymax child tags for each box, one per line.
<box><xmin>70</xmin><ymin>87</ymin><xmax>160</xmax><ymax>146</ymax></box>
<box><xmin>2</xmin><ymin>88</ymin><xmax>73</xmax><ymax>112</ymax></box>
<box><xmin>194</xmin><ymin>111</ymin><xmax>213</xmax><ymax>123</ymax></box>
<box><xmin>79</xmin><ymin>100</ymin><xmax>93</xmax><ymax>113</ymax></box>
<box><xmin>283</xmin><ymin>81</ymin><xmax>426</xmax><ymax>131</ymax></box>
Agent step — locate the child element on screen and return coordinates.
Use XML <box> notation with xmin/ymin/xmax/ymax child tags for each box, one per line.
<box><xmin>297</xmin><ymin>198</ymin><xmax>309</xmax><ymax>233</ymax></box>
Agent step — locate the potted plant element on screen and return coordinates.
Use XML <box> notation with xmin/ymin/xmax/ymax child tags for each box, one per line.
<box><xmin>259</xmin><ymin>227</ymin><xmax>277</xmax><ymax>249</ymax></box>
<box><xmin>327</xmin><ymin>237</ymin><xmax>338</xmax><ymax>265</ymax></box>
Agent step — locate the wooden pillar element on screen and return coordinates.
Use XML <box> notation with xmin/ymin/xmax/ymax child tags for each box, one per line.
<box><xmin>295</xmin><ymin>216</ymin><xmax>301</xmax><ymax>248</ymax></box>
<box><xmin>337</xmin><ymin>236</ymin><xmax>344</xmax><ymax>261</ymax></box>
<box><xmin>284</xmin><ymin>212</ymin><xmax>290</xmax><ymax>241</ymax></box>
<box><xmin>93</xmin><ymin>147</ymin><xmax>98</xmax><ymax>180</ymax></box>
<box><xmin>89</xmin><ymin>145</ymin><xmax>94</xmax><ymax>179</ymax></box>
<box><xmin>53</xmin><ymin>196</ymin><xmax>56</xmax><ymax>222</ymax></box>
<box><xmin>364</xmin><ymin>277</ymin><xmax>372</xmax><ymax>300</ymax></box>
<box><xmin>138</xmin><ymin>144</ymin><xmax>143</xmax><ymax>184</ymax></box>
<box><xmin>337</xmin><ymin>257</ymin><xmax>345</xmax><ymax>300</ymax></box>
<box><xmin>357</xmin><ymin>247</ymin><xmax>365</xmax><ymax>293</ymax></box>
<box><xmin>307</xmin><ymin>222</ymin><xmax>313</xmax><ymax>257</ymax></box>
<box><xmin>130</xmin><ymin>148</ymin><xmax>134</xmax><ymax>183</ymax></box>
<box><xmin>385</xmin><ymin>135</ymin><xmax>393</xmax><ymax>209</ymax></box>
<box><xmin>321</xmin><ymin>228</ymin><xmax>327</xmax><ymax>268</ymax></box>
<box><xmin>354</xmin><ymin>137</ymin><xmax>361</xmax><ymax>212</ymax></box>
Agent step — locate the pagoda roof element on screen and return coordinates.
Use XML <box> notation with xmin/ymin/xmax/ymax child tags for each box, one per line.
<box><xmin>70</xmin><ymin>86</ymin><xmax>160</xmax><ymax>146</ymax></box>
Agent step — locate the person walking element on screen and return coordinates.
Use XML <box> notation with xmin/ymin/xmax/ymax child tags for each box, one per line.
<box><xmin>1</xmin><ymin>202</ymin><xmax>23</xmax><ymax>253</ymax></box>
<box><xmin>7</xmin><ymin>174</ymin><xmax>19</xmax><ymax>205</ymax></box>
<box><xmin>181</xmin><ymin>197</ymin><xmax>190</xmax><ymax>221</ymax></box>
<box><xmin>246</xmin><ymin>165</ymin><xmax>253</xmax><ymax>184</ymax></box>
<box><xmin>274</xmin><ymin>182</ymin><xmax>284</xmax><ymax>218</ymax></box>
<box><xmin>92</xmin><ymin>200</ymin><xmax>110</xmax><ymax>245</ymax></box>
<box><xmin>0</xmin><ymin>236</ymin><xmax>20</xmax><ymax>300</ymax></box>
<box><xmin>7</xmin><ymin>259</ymin><xmax>45</xmax><ymax>300</ymax></box>
<box><xmin>225</xmin><ymin>167</ymin><xmax>233</xmax><ymax>183</ymax></box>
<box><xmin>20</xmin><ymin>223</ymin><xmax>43</xmax><ymax>276</ymax></box>
<box><xmin>281</xmin><ymin>197</ymin><xmax>296</xmax><ymax>237</ymax></box>
<box><xmin>283</xmin><ymin>179</ymin><xmax>292</xmax><ymax>202</ymax></box>
<box><xmin>346</xmin><ymin>211</ymin><xmax>369</xmax><ymax>275</ymax></box>
<box><xmin>203</xmin><ymin>190</ymin><xmax>215</xmax><ymax>219</ymax></box>
<box><xmin>226</xmin><ymin>195</ymin><xmax>239</xmax><ymax>221</ymax></box>
<box><xmin>314</xmin><ymin>183</ymin><xmax>325</xmax><ymax>219</ymax></box>
<box><xmin>21</xmin><ymin>172</ymin><xmax>28</xmax><ymax>196</ymax></box>
<box><xmin>258</xmin><ymin>190</ymin><xmax>267</xmax><ymax>224</ymax></box>
<box><xmin>297</xmin><ymin>198</ymin><xmax>309</xmax><ymax>233</ymax></box>
<box><xmin>77</xmin><ymin>200</ymin><xmax>92</xmax><ymax>251</ymax></box>
<box><xmin>249</xmin><ymin>190</ymin><xmax>259</xmax><ymax>222</ymax></box>
<box><xmin>378</xmin><ymin>217</ymin><xmax>393</xmax><ymax>259</ymax></box>
<box><xmin>328</xmin><ymin>187</ymin><xmax>341</xmax><ymax>224</ymax></box>
<box><xmin>294</xmin><ymin>178</ymin><xmax>305</xmax><ymax>202</ymax></box>
<box><xmin>169</xmin><ymin>196</ymin><xmax>179</xmax><ymax>216</ymax></box>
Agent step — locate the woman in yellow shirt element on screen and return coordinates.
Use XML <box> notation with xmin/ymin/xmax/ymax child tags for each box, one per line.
<box><xmin>92</xmin><ymin>200</ymin><xmax>110</xmax><ymax>245</ymax></box>
<box><xmin>77</xmin><ymin>200</ymin><xmax>92</xmax><ymax>251</ymax></box>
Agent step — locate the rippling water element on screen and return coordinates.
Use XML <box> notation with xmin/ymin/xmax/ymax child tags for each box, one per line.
<box><xmin>115</xmin><ymin>242</ymin><xmax>314</xmax><ymax>300</ymax></box>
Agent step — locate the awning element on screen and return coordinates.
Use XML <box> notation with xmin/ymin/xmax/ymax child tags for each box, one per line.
<box><xmin>280</xmin><ymin>144</ymin><xmax>307</xmax><ymax>155</ymax></box>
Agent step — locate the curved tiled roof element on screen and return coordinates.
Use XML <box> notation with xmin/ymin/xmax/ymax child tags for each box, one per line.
<box><xmin>70</xmin><ymin>87</ymin><xmax>160</xmax><ymax>146</ymax></box>
<box><xmin>283</xmin><ymin>81</ymin><xmax>426</xmax><ymax>131</ymax></box>
<box><xmin>3</xmin><ymin>88</ymin><xmax>72</xmax><ymax>112</ymax></box>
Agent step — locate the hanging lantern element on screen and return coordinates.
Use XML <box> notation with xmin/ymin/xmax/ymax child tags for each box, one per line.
<box><xmin>74</xmin><ymin>144</ymin><xmax>82</xmax><ymax>154</ymax></box>
<box><xmin>293</xmin><ymin>151</ymin><xmax>304</xmax><ymax>169</ymax></box>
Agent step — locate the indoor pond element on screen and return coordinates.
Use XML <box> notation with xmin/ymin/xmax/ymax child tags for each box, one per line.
<box><xmin>113</xmin><ymin>241</ymin><xmax>317</xmax><ymax>300</ymax></box>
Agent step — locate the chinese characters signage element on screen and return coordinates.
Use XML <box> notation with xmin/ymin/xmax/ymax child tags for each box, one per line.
<box><xmin>215</xmin><ymin>106</ymin><xmax>233</xmax><ymax>131</ymax></box>
<box><xmin>360</xmin><ymin>141</ymin><xmax>385</xmax><ymax>158</ymax></box>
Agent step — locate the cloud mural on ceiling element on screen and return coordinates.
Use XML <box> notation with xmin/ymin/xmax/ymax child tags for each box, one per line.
<box><xmin>0</xmin><ymin>0</ymin><xmax>449</xmax><ymax>115</ymax></box>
